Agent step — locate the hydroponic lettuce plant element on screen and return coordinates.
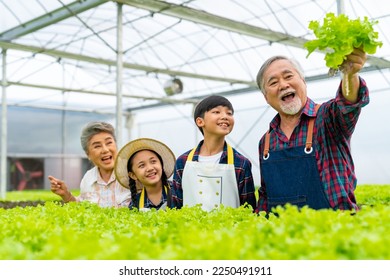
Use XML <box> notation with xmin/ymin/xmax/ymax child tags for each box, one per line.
<box><xmin>304</xmin><ymin>12</ymin><xmax>383</xmax><ymax>75</ymax></box>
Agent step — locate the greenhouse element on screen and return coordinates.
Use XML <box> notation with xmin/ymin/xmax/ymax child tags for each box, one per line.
<box><xmin>1</xmin><ymin>0</ymin><xmax>390</xmax><ymax>195</ymax></box>
<box><xmin>1</xmin><ymin>1</ymin><xmax>390</xmax><ymax>275</ymax></box>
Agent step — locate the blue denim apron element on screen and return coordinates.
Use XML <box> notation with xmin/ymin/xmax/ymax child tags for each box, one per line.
<box><xmin>261</xmin><ymin>106</ymin><xmax>331</xmax><ymax>212</ymax></box>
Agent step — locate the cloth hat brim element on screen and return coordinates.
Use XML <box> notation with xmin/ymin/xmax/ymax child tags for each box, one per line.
<box><xmin>114</xmin><ymin>138</ymin><xmax>176</xmax><ymax>189</ymax></box>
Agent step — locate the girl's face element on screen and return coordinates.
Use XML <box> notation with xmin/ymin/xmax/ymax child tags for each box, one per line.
<box><xmin>128</xmin><ymin>150</ymin><xmax>163</xmax><ymax>188</ymax></box>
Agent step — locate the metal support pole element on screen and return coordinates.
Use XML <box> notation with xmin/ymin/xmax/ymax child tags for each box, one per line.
<box><xmin>337</xmin><ymin>0</ymin><xmax>345</xmax><ymax>15</ymax></box>
<box><xmin>1</xmin><ymin>49</ymin><xmax>8</xmax><ymax>199</ymax></box>
<box><xmin>116</xmin><ymin>3</ymin><xmax>124</xmax><ymax>147</ymax></box>
<box><xmin>61</xmin><ymin>61</ymin><xmax>66</xmax><ymax>180</ymax></box>
<box><xmin>125</xmin><ymin>112</ymin><xmax>134</xmax><ymax>142</ymax></box>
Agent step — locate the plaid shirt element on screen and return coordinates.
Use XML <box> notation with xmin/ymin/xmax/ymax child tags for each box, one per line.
<box><xmin>77</xmin><ymin>166</ymin><xmax>131</xmax><ymax>208</ymax></box>
<box><xmin>129</xmin><ymin>183</ymin><xmax>172</xmax><ymax>210</ymax></box>
<box><xmin>257</xmin><ymin>78</ymin><xmax>369</xmax><ymax>212</ymax></box>
<box><xmin>172</xmin><ymin>140</ymin><xmax>257</xmax><ymax>210</ymax></box>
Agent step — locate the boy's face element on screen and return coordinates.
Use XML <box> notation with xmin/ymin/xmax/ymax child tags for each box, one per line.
<box><xmin>196</xmin><ymin>105</ymin><xmax>234</xmax><ymax>136</ymax></box>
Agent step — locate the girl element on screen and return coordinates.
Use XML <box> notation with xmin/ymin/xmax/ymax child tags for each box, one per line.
<box><xmin>115</xmin><ymin>138</ymin><xmax>176</xmax><ymax>210</ymax></box>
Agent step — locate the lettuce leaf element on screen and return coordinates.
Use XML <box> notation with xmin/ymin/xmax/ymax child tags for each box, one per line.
<box><xmin>304</xmin><ymin>13</ymin><xmax>383</xmax><ymax>69</ymax></box>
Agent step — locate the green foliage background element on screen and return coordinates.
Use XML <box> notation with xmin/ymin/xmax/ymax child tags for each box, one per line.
<box><xmin>0</xmin><ymin>185</ymin><xmax>389</xmax><ymax>260</ymax></box>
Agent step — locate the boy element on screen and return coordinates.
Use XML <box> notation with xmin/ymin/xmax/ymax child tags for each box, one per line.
<box><xmin>172</xmin><ymin>95</ymin><xmax>256</xmax><ymax>211</ymax></box>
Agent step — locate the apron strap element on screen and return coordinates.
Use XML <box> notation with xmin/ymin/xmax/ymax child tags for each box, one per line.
<box><xmin>227</xmin><ymin>144</ymin><xmax>234</xmax><ymax>165</ymax></box>
<box><xmin>263</xmin><ymin>104</ymin><xmax>321</xmax><ymax>157</ymax></box>
<box><xmin>305</xmin><ymin>104</ymin><xmax>321</xmax><ymax>152</ymax></box>
<box><xmin>187</xmin><ymin>147</ymin><xmax>196</xmax><ymax>161</ymax></box>
<box><xmin>139</xmin><ymin>185</ymin><xmax>169</xmax><ymax>209</ymax></box>
<box><xmin>187</xmin><ymin>144</ymin><xmax>234</xmax><ymax>164</ymax></box>
<box><xmin>263</xmin><ymin>131</ymin><xmax>271</xmax><ymax>159</ymax></box>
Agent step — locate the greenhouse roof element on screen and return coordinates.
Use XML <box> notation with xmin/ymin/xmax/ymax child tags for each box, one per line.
<box><xmin>1</xmin><ymin>0</ymin><xmax>389</xmax><ymax>114</ymax></box>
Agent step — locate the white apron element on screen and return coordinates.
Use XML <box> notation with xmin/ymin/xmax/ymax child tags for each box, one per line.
<box><xmin>182</xmin><ymin>144</ymin><xmax>240</xmax><ymax>211</ymax></box>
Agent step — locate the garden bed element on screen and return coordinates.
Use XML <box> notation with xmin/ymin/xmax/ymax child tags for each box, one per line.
<box><xmin>0</xmin><ymin>200</ymin><xmax>48</xmax><ymax>209</ymax></box>
<box><xmin>0</xmin><ymin>185</ymin><xmax>389</xmax><ymax>260</ymax></box>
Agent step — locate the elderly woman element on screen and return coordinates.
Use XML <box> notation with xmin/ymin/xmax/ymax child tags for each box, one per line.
<box><xmin>48</xmin><ymin>121</ymin><xmax>131</xmax><ymax>207</ymax></box>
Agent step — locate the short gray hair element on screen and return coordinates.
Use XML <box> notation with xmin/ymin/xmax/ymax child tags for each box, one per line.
<box><xmin>80</xmin><ymin>121</ymin><xmax>116</xmax><ymax>154</ymax></box>
<box><xmin>256</xmin><ymin>55</ymin><xmax>305</xmax><ymax>95</ymax></box>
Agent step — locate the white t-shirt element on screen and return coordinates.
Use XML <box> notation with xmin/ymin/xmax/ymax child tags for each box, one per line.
<box><xmin>198</xmin><ymin>151</ymin><xmax>223</xmax><ymax>164</ymax></box>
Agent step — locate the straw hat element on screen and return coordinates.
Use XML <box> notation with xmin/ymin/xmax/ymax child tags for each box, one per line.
<box><xmin>114</xmin><ymin>138</ymin><xmax>176</xmax><ymax>189</ymax></box>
